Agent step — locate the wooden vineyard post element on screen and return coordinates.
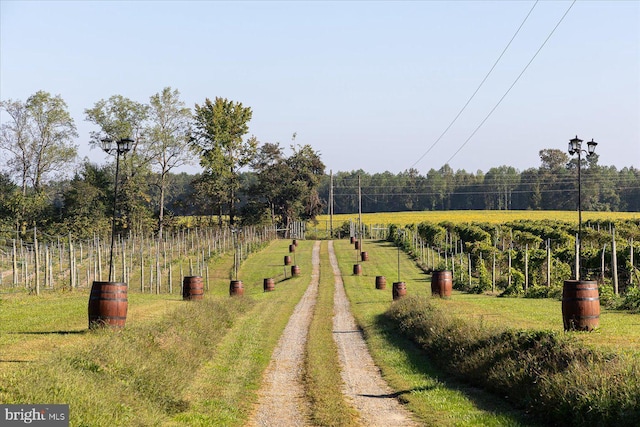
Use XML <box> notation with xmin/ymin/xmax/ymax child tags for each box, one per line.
<box><xmin>34</xmin><ymin>227</ymin><xmax>40</xmax><ymax>295</ymax></box>
<box><xmin>547</xmin><ymin>239</ymin><xmax>551</xmax><ymax>287</ymax></box>
<box><xmin>612</xmin><ymin>227</ymin><xmax>618</xmax><ymax>295</ymax></box>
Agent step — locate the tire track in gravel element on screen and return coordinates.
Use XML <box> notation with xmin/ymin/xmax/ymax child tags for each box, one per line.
<box><xmin>329</xmin><ymin>240</ymin><xmax>419</xmax><ymax>427</ymax></box>
<box><xmin>247</xmin><ymin>240</ymin><xmax>321</xmax><ymax>427</ymax></box>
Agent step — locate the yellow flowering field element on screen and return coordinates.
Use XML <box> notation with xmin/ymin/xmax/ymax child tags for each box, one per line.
<box><xmin>314</xmin><ymin>210</ymin><xmax>640</xmax><ymax>228</ymax></box>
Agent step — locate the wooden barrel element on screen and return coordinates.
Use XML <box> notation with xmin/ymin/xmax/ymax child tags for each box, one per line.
<box><xmin>353</xmin><ymin>264</ymin><xmax>362</xmax><ymax>275</ymax></box>
<box><xmin>361</xmin><ymin>251</ymin><xmax>369</xmax><ymax>261</ymax></box>
<box><xmin>375</xmin><ymin>276</ymin><xmax>386</xmax><ymax>290</ymax></box>
<box><xmin>229</xmin><ymin>280</ymin><xmax>244</xmax><ymax>296</ymax></box>
<box><xmin>291</xmin><ymin>265</ymin><xmax>301</xmax><ymax>276</ymax></box>
<box><xmin>392</xmin><ymin>282</ymin><xmax>407</xmax><ymax>300</ymax></box>
<box><xmin>292</xmin><ymin>239</ymin><xmax>298</xmax><ymax>246</ymax></box>
<box><xmin>431</xmin><ymin>270</ymin><xmax>452</xmax><ymax>298</ymax></box>
<box><xmin>182</xmin><ymin>276</ymin><xmax>204</xmax><ymax>301</ymax></box>
<box><xmin>263</xmin><ymin>278</ymin><xmax>275</xmax><ymax>292</ymax></box>
<box><xmin>88</xmin><ymin>281</ymin><xmax>127</xmax><ymax>329</ymax></box>
<box><xmin>354</xmin><ymin>240</ymin><xmax>360</xmax><ymax>250</ymax></box>
<box><xmin>350</xmin><ymin>236</ymin><xmax>355</xmax><ymax>244</ymax></box>
<box><xmin>289</xmin><ymin>244</ymin><xmax>295</xmax><ymax>253</ymax></box>
<box><xmin>284</xmin><ymin>255</ymin><xmax>292</xmax><ymax>265</ymax></box>
<box><xmin>562</xmin><ymin>280</ymin><xmax>600</xmax><ymax>331</ymax></box>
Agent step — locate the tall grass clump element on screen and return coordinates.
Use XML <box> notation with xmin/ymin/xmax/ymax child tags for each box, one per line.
<box><xmin>2</xmin><ymin>296</ymin><xmax>254</xmax><ymax>426</ymax></box>
<box><xmin>386</xmin><ymin>295</ymin><xmax>640</xmax><ymax>426</ymax></box>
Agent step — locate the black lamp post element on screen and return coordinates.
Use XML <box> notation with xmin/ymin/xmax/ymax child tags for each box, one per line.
<box><xmin>568</xmin><ymin>135</ymin><xmax>597</xmax><ymax>280</ymax></box>
<box><xmin>231</xmin><ymin>227</ymin><xmax>241</xmax><ymax>280</ymax></box>
<box><xmin>101</xmin><ymin>137</ymin><xmax>133</xmax><ymax>282</ymax></box>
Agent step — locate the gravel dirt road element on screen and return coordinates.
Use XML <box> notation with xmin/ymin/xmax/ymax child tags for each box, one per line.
<box><xmin>329</xmin><ymin>240</ymin><xmax>418</xmax><ymax>426</ymax></box>
<box><xmin>247</xmin><ymin>241</ymin><xmax>320</xmax><ymax>426</ymax></box>
<box><xmin>248</xmin><ymin>240</ymin><xmax>418</xmax><ymax>426</ymax></box>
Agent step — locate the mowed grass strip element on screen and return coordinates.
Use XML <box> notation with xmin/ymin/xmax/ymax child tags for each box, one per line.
<box><xmin>429</xmin><ymin>293</ymin><xmax>640</xmax><ymax>353</ymax></box>
<box><xmin>0</xmin><ymin>239</ymin><xmax>314</xmax><ymax>426</ymax></box>
<box><xmin>303</xmin><ymin>241</ymin><xmax>359</xmax><ymax>426</ymax></box>
<box><xmin>332</xmin><ymin>239</ymin><xmax>535</xmax><ymax>426</ymax></box>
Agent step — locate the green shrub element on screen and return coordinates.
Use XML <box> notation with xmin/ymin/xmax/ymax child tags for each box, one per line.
<box><xmin>385</xmin><ymin>295</ymin><xmax>640</xmax><ymax>426</ymax></box>
<box><xmin>523</xmin><ymin>285</ymin><xmax>550</xmax><ymax>298</ymax></box>
<box><xmin>499</xmin><ymin>269</ymin><xmax>525</xmax><ymax>297</ymax></box>
<box><xmin>599</xmin><ymin>283</ymin><xmax>619</xmax><ymax>309</ymax></box>
<box><xmin>618</xmin><ymin>286</ymin><xmax>640</xmax><ymax>312</ymax></box>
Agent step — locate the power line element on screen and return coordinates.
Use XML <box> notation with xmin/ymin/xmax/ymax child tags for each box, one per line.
<box><xmin>410</xmin><ymin>0</ymin><xmax>539</xmax><ymax>169</ymax></box>
<box><xmin>444</xmin><ymin>0</ymin><xmax>577</xmax><ymax>165</ymax></box>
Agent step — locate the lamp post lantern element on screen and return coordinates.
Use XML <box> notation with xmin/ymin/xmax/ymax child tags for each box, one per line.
<box><xmin>567</xmin><ymin>135</ymin><xmax>597</xmax><ymax>280</ymax></box>
<box><xmin>101</xmin><ymin>137</ymin><xmax>133</xmax><ymax>282</ymax></box>
<box><xmin>88</xmin><ymin>136</ymin><xmax>133</xmax><ymax>330</ymax></box>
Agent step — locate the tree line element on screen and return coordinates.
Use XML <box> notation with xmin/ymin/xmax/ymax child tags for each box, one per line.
<box><xmin>1</xmin><ymin>89</ymin><xmax>639</xmax><ymax>243</ymax></box>
<box><xmin>324</xmin><ymin>150</ymin><xmax>640</xmax><ymax>214</ymax></box>
<box><xmin>0</xmin><ymin>89</ymin><xmax>324</xmax><ymax>242</ymax></box>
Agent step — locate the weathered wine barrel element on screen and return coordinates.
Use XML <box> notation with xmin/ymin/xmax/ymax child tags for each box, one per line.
<box><xmin>263</xmin><ymin>278</ymin><xmax>275</xmax><ymax>292</ymax></box>
<box><xmin>292</xmin><ymin>239</ymin><xmax>298</xmax><ymax>247</ymax></box>
<box><xmin>229</xmin><ymin>280</ymin><xmax>244</xmax><ymax>297</ymax></box>
<box><xmin>291</xmin><ymin>265</ymin><xmax>301</xmax><ymax>276</ymax></box>
<box><xmin>431</xmin><ymin>270</ymin><xmax>452</xmax><ymax>298</ymax></box>
<box><xmin>562</xmin><ymin>280</ymin><xmax>600</xmax><ymax>331</ymax></box>
<box><xmin>350</xmin><ymin>236</ymin><xmax>355</xmax><ymax>244</ymax></box>
<box><xmin>289</xmin><ymin>244</ymin><xmax>295</xmax><ymax>253</ymax></box>
<box><xmin>88</xmin><ymin>281</ymin><xmax>128</xmax><ymax>329</ymax></box>
<box><xmin>375</xmin><ymin>276</ymin><xmax>386</xmax><ymax>290</ymax></box>
<box><xmin>182</xmin><ymin>276</ymin><xmax>204</xmax><ymax>301</ymax></box>
<box><xmin>353</xmin><ymin>264</ymin><xmax>362</xmax><ymax>275</ymax></box>
<box><xmin>361</xmin><ymin>251</ymin><xmax>369</xmax><ymax>261</ymax></box>
<box><xmin>354</xmin><ymin>240</ymin><xmax>360</xmax><ymax>250</ymax></box>
<box><xmin>284</xmin><ymin>255</ymin><xmax>292</xmax><ymax>265</ymax></box>
<box><xmin>392</xmin><ymin>281</ymin><xmax>407</xmax><ymax>300</ymax></box>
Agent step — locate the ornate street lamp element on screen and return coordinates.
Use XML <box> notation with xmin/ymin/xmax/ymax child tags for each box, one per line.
<box><xmin>88</xmin><ymin>137</ymin><xmax>133</xmax><ymax>329</ymax></box>
<box><xmin>101</xmin><ymin>137</ymin><xmax>133</xmax><ymax>282</ymax></box>
<box><xmin>567</xmin><ymin>136</ymin><xmax>597</xmax><ymax>279</ymax></box>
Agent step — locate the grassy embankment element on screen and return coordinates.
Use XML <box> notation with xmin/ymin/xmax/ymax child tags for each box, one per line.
<box><xmin>333</xmin><ymin>239</ymin><xmax>640</xmax><ymax>426</ymax></box>
<box><xmin>0</xmin><ymin>239</ymin><xmax>315</xmax><ymax>426</ymax></box>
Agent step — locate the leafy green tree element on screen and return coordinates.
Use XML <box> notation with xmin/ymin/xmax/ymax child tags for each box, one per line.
<box><xmin>0</xmin><ymin>91</ymin><xmax>78</xmax><ymax>194</ymax></box>
<box><xmin>247</xmin><ymin>142</ymin><xmax>286</xmax><ymax>224</ymax></box>
<box><xmin>146</xmin><ymin>87</ymin><xmax>193</xmax><ymax>239</ymax></box>
<box><xmin>245</xmin><ymin>142</ymin><xmax>325</xmax><ymax>231</ymax></box>
<box><xmin>85</xmin><ymin>95</ymin><xmax>154</xmax><ymax>233</ymax></box>
<box><xmin>191</xmin><ymin>97</ymin><xmax>257</xmax><ymax>225</ymax></box>
<box><xmin>60</xmin><ymin>161</ymin><xmax>111</xmax><ymax>237</ymax></box>
<box><xmin>484</xmin><ymin>166</ymin><xmax>519</xmax><ymax>210</ymax></box>
<box><xmin>286</xmin><ymin>143</ymin><xmax>325</xmax><ymax>220</ymax></box>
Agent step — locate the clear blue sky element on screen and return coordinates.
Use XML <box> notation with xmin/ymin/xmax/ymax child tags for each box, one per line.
<box><xmin>1</xmin><ymin>0</ymin><xmax>639</xmax><ymax>175</ymax></box>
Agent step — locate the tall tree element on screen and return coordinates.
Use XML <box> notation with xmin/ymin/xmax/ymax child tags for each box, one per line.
<box><xmin>191</xmin><ymin>97</ymin><xmax>257</xmax><ymax>225</ymax></box>
<box><xmin>85</xmin><ymin>95</ymin><xmax>153</xmax><ymax>232</ymax></box>
<box><xmin>245</xmin><ymin>142</ymin><xmax>325</xmax><ymax>231</ymax></box>
<box><xmin>147</xmin><ymin>87</ymin><xmax>193</xmax><ymax>239</ymax></box>
<box><xmin>60</xmin><ymin>160</ymin><xmax>112</xmax><ymax>236</ymax></box>
<box><xmin>286</xmin><ymin>143</ymin><xmax>325</xmax><ymax>221</ymax></box>
<box><xmin>0</xmin><ymin>91</ymin><xmax>78</xmax><ymax>194</ymax></box>
<box><xmin>248</xmin><ymin>142</ymin><xmax>286</xmax><ymax>224</ymax></box>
